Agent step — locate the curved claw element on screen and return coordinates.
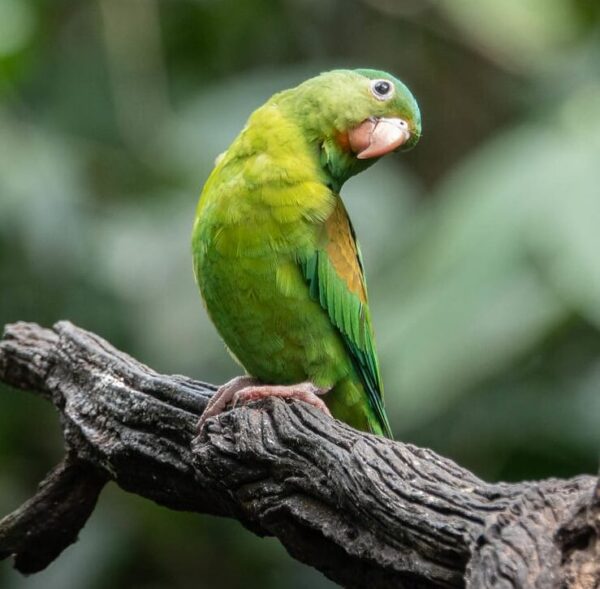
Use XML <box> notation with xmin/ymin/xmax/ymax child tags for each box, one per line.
<box><xmin>196</xmin><ymin>375</ymin><xmax>258</xmax><ymax>432</ymax></box>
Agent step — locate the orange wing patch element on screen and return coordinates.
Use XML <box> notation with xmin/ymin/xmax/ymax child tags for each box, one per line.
<box><xmin>325</xmin><ymin>200</ymin><xmax>367</xmax><ymax>304</ymax></box>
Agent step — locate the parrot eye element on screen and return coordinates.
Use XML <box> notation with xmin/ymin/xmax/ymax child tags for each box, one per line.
<box><xmin>370</xmin><ymin>79</ymin><xmax>394</xmax><ymax>101</ymax></box>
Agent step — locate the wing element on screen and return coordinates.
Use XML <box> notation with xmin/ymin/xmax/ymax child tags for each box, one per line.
<box><xmin>299</xmin><ymin>197</ymin><xmax>392</xmax><ymax>438</ymax></box>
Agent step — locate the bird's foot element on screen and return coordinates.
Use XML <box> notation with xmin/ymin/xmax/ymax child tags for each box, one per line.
<box><xmin>196</xmin><ymin>378</ymin><xmax>331</xmax><ymax>434</ymax></box>
<box><xmin>197</xmin><ymin>375</ymin><xmax>258</xmax><ymax>431</ymax></box>
<box><xmin>232</xmin><ymin>382</ymin><xmax>332</xmax><ymax>416</ymax></box>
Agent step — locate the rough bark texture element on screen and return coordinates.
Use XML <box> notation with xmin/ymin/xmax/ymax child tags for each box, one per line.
<box><xmin>0</xmin><ymin>320</ymin><xmax>598</xmax><ymax>588</ymax></box>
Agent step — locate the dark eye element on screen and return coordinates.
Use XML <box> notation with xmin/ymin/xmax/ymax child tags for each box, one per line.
<box><xmin>370</xmin><ymin>79</ymin><xmax>394</xmax><ymax>100</ymax></box>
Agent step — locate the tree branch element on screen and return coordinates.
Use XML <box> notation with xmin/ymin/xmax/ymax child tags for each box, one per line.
<box><xmin>0</xmin><ymin>321</ymin><xmax>598</xmax><ymax>588</ymax></box>
<box><xmin>0</xmin><ymin>457</ymin><xmax>107</xmax><ymax>574</ymax></box>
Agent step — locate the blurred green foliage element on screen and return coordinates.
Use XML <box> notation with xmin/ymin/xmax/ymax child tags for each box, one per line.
<box><xmin>1</xmin><ymin>1</ymin><xmax>599</xmax><ymax>587</ymax></box>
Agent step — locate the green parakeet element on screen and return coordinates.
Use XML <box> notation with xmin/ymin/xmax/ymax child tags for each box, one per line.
<box><xmin>193</xmin><ymin>69</ymin><xmax>421</xmax><ymax>438</ymax></box>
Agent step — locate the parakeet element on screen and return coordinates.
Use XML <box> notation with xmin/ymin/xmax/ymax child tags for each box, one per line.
<box><xmin>192</xmin><ymin>69</ymin><xmax>421</xmax><ymax>438</ymax></box>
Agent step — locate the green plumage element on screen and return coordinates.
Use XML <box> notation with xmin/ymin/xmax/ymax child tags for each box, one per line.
<box><xmin>192</xmin><ymin>69</ymin><xmax>421</xmax><ymax>437</ymax></box>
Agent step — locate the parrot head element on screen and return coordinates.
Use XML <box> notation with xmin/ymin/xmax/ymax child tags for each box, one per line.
<box><xmin>274</xmin><ymin>68</ymin><xmax>421</xmax><ymax>188</ymax></box>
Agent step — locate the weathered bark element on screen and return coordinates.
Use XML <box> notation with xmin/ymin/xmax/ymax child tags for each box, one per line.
<box><xmin>0</xmin><ymin>457</ymin><xmax>107</xmax><ymax>574</ymax></box>
<box><xmin>0</xmin><ymin>321</ymin><xmax>597</xmax><ymax>588</ymax></box>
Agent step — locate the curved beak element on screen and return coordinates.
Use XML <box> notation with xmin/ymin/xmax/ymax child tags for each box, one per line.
<box><xmin>348</xmin><ymin>117</ymin><xmax>411</xmax><ymax>159</ymax></box>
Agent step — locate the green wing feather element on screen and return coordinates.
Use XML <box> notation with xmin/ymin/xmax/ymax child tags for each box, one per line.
<box><xmin>299</xmin><ymin>198</ymin><xmax>393</xmax><ymax>438</ymax></box>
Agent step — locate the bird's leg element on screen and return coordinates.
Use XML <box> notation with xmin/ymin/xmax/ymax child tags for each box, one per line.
<box><xmin>197</xmin><ymin>379</ymin><xmax>332</xmax><ymax>433</ymax></box>
<box><xmin>232</xmin><ymin>382</ymin><xmax>332</xmax><ymax>416</ymax></box>
<box><xmin>197</xmin><ymin>375</ymin><xmax>258</xmax><ymax>430</ymax></box>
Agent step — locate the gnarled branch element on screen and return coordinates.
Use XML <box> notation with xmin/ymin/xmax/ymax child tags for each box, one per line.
<box><xmin>0</xmin><ymin>321</ymin><xmax>598</xmax><ymax>588</ymax></box>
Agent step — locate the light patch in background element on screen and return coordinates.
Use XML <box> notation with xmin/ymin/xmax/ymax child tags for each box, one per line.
<box><xmin>0</xmin><ymin>0</ymin><xmax>36</xmax><ymax>58</ymax></box>
<box><xmin>439</xmin><ymin>0</ymin><xmax>580</xmax><ymax>70</ymax></box>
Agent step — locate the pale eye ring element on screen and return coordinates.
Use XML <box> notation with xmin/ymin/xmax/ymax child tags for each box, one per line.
<box><xmin>370</xmin><ymin>79</ymin><xmax>395</xmax><ymax>101</ymax></box>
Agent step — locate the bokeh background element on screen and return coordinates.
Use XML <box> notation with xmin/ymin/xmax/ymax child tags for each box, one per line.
<box><xmin>1</xmin><ymin>0</ymin><xmax>599</xmax><ymax>587</ymax></box>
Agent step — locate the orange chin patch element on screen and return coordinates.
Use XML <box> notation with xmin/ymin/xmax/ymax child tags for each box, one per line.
<box><xmin>334</xmin><ymin>131</ymin><xmax>352</xmax><ymax>153</ymax></box>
